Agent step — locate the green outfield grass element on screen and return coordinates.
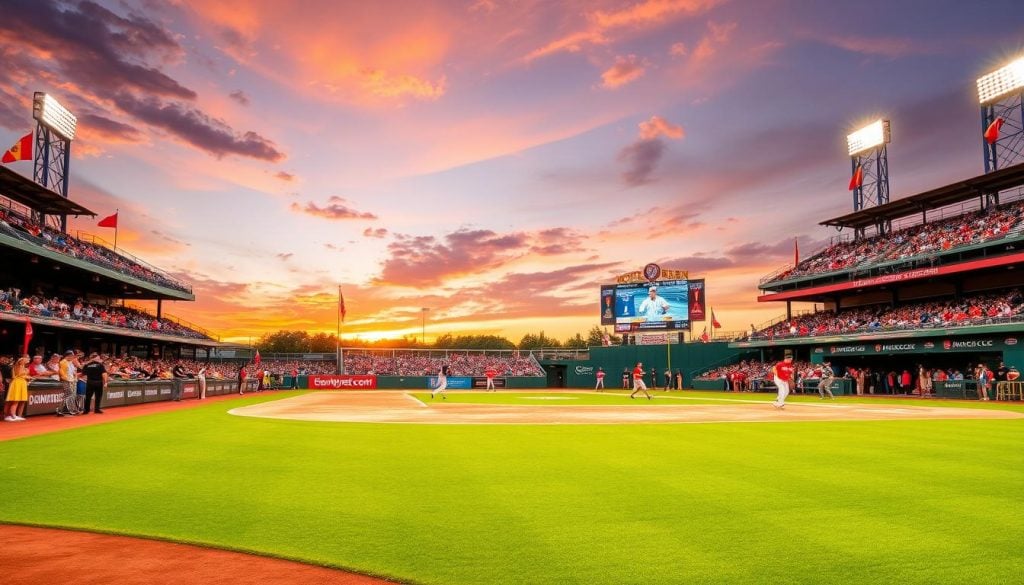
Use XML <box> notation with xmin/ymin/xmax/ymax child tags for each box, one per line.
<box><xmin>413</xmin><ymin>389</ymin><xmax>1024</xmax><ymax>412</ymax></box>
<box><xmin>1</xmin><ymin>391</ymin><xmax>1022</xmax><ymax>584</ymax></box>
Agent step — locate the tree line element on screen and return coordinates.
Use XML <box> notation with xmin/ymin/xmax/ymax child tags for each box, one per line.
<box><xmin>255</xmin><ymin>326</ymin><xmax>622</xmax><ymax>353</ymax></box>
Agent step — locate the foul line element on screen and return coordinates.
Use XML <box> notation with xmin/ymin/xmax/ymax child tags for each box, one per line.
<box><xmin>403</xmin><ymin>393</ymin><xmax>428</xmax><ymax>408</ymax></box>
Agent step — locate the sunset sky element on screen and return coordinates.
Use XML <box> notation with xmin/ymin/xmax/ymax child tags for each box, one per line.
<box><xmin>1</xmin><ymin>0</ymin><xmax>1022</xmax><ymax>344</ymax></box>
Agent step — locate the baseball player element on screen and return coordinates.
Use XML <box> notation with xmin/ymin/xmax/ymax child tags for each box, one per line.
<box><xmin>771</xmin><ymin>355</ymin><xmax>795</xmax><ymax>409</ymax></box>
<box><xmin>818</xmin><ymin>361</ymin><xmax>835</xmax><ymax>399</ymax></box>
<box><xmin>630</xmin><ymin>361</ymin><xmax>651</xmax><ymax>400</ymax></box>
<box><xmin>595</xmin><ymin>367</ymin><xmax>605</xmax><ymax>390</ymax></box>
<box><xmin>431</xmin><ymin>363</ymin><xmax>450</xmax><ymax>400</ymax></box>
<box><xmin>484</xmin><ymin>365</ymin><xmax>498</xmax><ymax>391</ymax></box>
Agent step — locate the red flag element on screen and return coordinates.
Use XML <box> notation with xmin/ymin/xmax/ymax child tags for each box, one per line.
<box><xmin>23</xmin><ymin>318</ymin><xmax>33</xmax><ymax>356</ymax></box>
<box><xmin>254</xmin><ymin>349</ymin><xmax>261</xmax><ymax>368</ymax></box>
<box><xmin>848</xmin><ymin>165</ymin><xmax>863</xmax><ymax>191</ymax></box>
<box><xmin>339</xmin><ymin>287</ymin><xmax>346</xmax><ymax>323</ymax></box>
<box><xmin>2</xmin><ymin>131</ymin><xmax>32</xmax><ymax>164</ymax></box>
<box><xmin>984</xmin><ymin>117</ymin><xmax>1004</xmax><ymax>144</ymax></box>
<box><xmin>699</xmin><ymin>327</ymin><xmax>709</xmax><ymax>343</ymax></box>
<box><xmin>97</xmin><ymin>212</ymin><xmax>118</xmax><ymax>228</ymax></box>
<box><xmin>711</xmin><ymin>308</ymin><xmax>721</xmax><ymax>329</ymax></box>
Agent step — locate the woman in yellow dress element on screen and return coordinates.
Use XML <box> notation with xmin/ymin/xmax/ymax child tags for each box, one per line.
<box><xmin>4</xmin><ymin>356</ymin><xmax>29</xmax><ymax>422</ymax></box>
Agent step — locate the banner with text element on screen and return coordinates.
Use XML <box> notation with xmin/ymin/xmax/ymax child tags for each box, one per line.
<box><xmin>308</xmin><ymin>375</ymin><xmax>378</xmax><ymax>390</ymax></box>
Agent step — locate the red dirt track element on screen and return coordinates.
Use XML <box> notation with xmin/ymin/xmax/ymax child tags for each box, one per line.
<box><xmin>0</xmin><ymin>524</ymin><xmax>396</xmax><ymax>584</ymax></box>
<box><xmin>0</xmin><ymin>392</ymin><xmax>254</xmax><ymax>442</ymax></box>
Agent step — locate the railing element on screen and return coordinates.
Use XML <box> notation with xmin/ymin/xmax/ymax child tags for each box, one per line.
<box><xmin>747</xmin><ymin>313</ymin><xmax>1024</xmax><ymax>342</ymax></box>
<box><xmin>123</xmin><ymin>302</ymin><xmax>217</xmax><ymax>341</ymax></box>
<box><xmin>761</xmin><ymin>190</ymin><xmax>1024</xmax><ymax>287</ymax></box>
<box><xmin>0</xmin><ymin>198</ymin><xmax>192</xmax><ymax>294</ymax></box>
<box><xmin>75</xmin><ymin>231</ymin><xmax>192</xmax><ymax>293</ymax></box>
<box><xmin>0</xmin><ymin>305</ymin><xmax>215</xmax><ymax>342</ymax></box>
<box><xmin>533</xmin><ymin>347</ymin><xmax>590</xmax><ymax>360</ymax></box>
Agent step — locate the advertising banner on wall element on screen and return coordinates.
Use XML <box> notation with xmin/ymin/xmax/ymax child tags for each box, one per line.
<box><xmin>471</xmin><ymin>377</ymin><xmax>507</xmax><ymax>389</ymax></box>
<box><xmin>308</xmin><ymin>375</ymin><xmax>378</xmax><ymax>390</ymax></box>
<box><xmin>427</xmin><ymin>376</ymin><xmax>473</xmax><ymax>389</ymax></box>
<box><xmin>688</xmin><ymin>279</ymin><xmax>706</xmax><ymax>323</ymax></box>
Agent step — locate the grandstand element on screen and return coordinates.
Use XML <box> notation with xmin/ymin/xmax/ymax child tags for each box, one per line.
<box><xmin>733</xmin><ymin>162</ymin><xmax>1024</xmax><ymax>397</ymax></box>
<box><xmin>1</xmin><ymin>153</ymin><xmax>221</xmax><ymax>359</ymax></box>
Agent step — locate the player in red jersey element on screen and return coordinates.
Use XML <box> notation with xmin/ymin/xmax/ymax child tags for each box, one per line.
<box><xmin>595</xmin><ymin>367</ymin><xmax>606</xmax><ymax>391</ymax></box>
<box><xmin>630</xmin><ymin>362</ymin><xmax>651</xmax><ymax>400</ymax></box>
<box><xmin>484</xmin><ymin>365</ymin><xmax>498</xmax><ymax>391</ymax></box>
<box><xmin>771</xmin><ymin>355</ymin><xmax>795</xmax><ymax>409</ymax></box>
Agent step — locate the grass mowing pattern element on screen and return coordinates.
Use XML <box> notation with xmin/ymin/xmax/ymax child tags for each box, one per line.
<box><xmin>1</xmin><ymin>391</ymin><xmax>1022</xmax><ymax>584</ymax></box>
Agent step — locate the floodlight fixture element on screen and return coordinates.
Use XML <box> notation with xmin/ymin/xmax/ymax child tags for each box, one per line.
<box><xmin>977</xmin><ymin>57</ymin><xmax>1024</xmax><ymax>105</ymax></box>
<box><xmin>32</xmin><ymin>92</ymin><xmax>77</xmax><ymax>141</ymax></box>
<box><xmin>847</xmin><ymin>119</ymin><xmax>890</xmax><ymax>157</ymax></box>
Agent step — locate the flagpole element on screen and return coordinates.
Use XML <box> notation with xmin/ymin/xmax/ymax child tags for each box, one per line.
<box><xmin>113</xmin><ymin>208</ymin><xmax>119</xmax><ymax>251</ymax></box>
<box><xmin>336</xmin><ymin>285</ymin><xmax>342</xmax><ymax>375</ymax></box>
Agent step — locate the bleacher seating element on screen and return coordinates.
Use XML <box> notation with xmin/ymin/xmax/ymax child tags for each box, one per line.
<box><xmin>767</xmin><ymin>199</ymin><xmax>1024</xmax><ymax>284</ymax></box>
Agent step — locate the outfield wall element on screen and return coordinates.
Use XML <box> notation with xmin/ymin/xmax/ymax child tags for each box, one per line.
<box><xmin>539</xmin><ymin>342</ymin><xmax>754</xmax><ymax>388</ymax></box>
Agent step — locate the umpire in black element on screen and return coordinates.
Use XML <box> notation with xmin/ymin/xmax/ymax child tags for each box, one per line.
<box><xmin>82</xmin><ymin>353</ymin><xmax>108</xmax><ymax>414</ymax></box>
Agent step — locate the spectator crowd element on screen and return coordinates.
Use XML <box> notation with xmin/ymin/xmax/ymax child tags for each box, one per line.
<box><xmin>770</xmin><ymin>199</ymin><xmax>1024</xmax><ymax>283</ymax></box>
<box><xmin>341</xmin><ymin>350</ymin><xmax>545</xmax><ymax>376</ymax></box>
<box><xmin>752</xmin><ymin>289</ymin><xmax>1024</xmax><ymax>340</ymax></box>
<box><xmin>1</xmin><ymin>287</ymin><xmax>211</xmax><ymax>340</ymax></box>
<box><xmin>0</xmin><ymin>204</ymin><xmax>191</xmax><ymax>293</ymax></box>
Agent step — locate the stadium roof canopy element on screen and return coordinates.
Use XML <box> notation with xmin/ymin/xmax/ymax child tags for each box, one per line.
<box><xmin>0</xmin><ymin>165</ymin><xmax>95</xmax><ymax>216</ymax></box>
<box><xmin>820</xmin><ymin>161</ymin><xmax>1024</xmax><ymax>231</ymax></box>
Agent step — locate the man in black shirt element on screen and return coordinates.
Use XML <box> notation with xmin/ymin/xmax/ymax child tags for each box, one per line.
<box><xmin>996</xmin><ymin>361</ymin><xmax>1009</xmax><ymax>382</ymax></box>
<box><xmin>81</xmin><ymin>353</ymin><xmax>108</xmax><ymax>414</ymax></box>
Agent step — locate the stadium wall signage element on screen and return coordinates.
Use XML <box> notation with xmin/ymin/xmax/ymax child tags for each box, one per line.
<box><xmin>820</xmin><ymin>337</ymin><xmax>1012</xmax><ymax>355</ymax></box>
<box><xmin>616</xmin><ymin>264</ymin><xmax>689</xmax><ymax>283</ymax></box>
<box><xmin>471</xmin><ymin>377</ymin><xmax>507</xmax><ymax>389</ymax></box>
<box><xmin>308</xmin><ymin>375</ymin><xmax>378</xmax><ymax>390</ymax></box>
<box><xmin>427</xmin><ymin>376</ymin><xmax>473</xmax><ymax>389</ymax></box>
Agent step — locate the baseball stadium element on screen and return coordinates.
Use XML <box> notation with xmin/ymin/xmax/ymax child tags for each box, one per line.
<box><xmin>2</xmin><ymin>3</ymin><xmax>1024</xmax><ymax>584</ymax></box>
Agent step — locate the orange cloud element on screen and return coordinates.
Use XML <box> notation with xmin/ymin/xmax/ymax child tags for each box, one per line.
<box><xmin>525</xmin><ymin>0</ymin><xmax>721</xmax><ymax>62</ymax></box>
<box><xmin>691</xmin><ymin>20</ymin><xmax>736</xmax><ymax>63</ymax></box>
<box><xmin>184</xmin><ymin>1</ymin><xmax>452</xmax><ymax>106</ymax></box>
<box><xmin>600</xmin><ymin>54</ymin><xmax>648</xmax><ymax>89</ymax></box>
<box><xmin>638</xmin><ymin>115</ymin><xmax>685</xmax><ymax>140</ymax></box>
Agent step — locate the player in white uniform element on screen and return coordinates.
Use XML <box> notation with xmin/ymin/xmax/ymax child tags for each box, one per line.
<box><xmin>431</xmin><ymin>364</ymin><xmax>450</xmax><ymax>399</ymax></box>
<box><xmin>638</xmin><ymin>286</ymin><xmax>670</xmax><ymax>320</ymax></box>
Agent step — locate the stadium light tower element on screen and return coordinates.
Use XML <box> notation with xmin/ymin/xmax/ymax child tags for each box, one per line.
<box><xmin>978</xmin><ymin>57</ymin><xmax>1024</xmax><ymax>178</ymax></box>
<box><xmin>32</xmin><ymin>92</ymin><xmax>77</xmax><ymax>232</ymax></box>
<box><xmin>846</xmin><ymin>119</ymin><xmax>892</xmax><ymax>238</ymax></box>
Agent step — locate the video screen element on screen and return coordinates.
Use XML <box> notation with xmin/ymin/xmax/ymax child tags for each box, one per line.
<box><xmin>603</xmin><ymin>280</ymin><xmax>690</xmax><ymax>332</ymax></box>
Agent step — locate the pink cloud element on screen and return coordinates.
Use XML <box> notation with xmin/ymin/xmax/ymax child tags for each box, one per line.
<box><xmin>600</xmin><ymin>54</ymin><xmax>648</xmax><ymax>89</ymax></box>
<box><xmin>619</xmin><ymin>115</ymin><xmax>685</xmax><ymax>186</ymax></box>
<box><xmin>290</xmin><ymin>196</ymin><xmax>377</xmax><ymax>220</ymax></box>
<box><xmin>524</xmin><ymin>0</ymin><xmax>721</xmax><ymax>62</ymax></box>
<box><xmin>638</xmin><ymin>115</ymin><xmax>685</xmax><ymax>140</ymax></box>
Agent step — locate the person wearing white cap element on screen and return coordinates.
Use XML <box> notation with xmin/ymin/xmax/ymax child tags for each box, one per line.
<box><xmin>638</xmin><ymin>286</ymin><xmax>670</xmax><ymax>321</ymax></box>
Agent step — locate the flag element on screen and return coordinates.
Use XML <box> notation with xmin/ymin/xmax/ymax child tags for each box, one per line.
<box><xmin>2</xmin><ymin>131</ymin><xmax>32</xmax><ymax>164</ymax></box>
<box><xmin>794</xmin><ymin>238</ymin><xmax>800</xmax><ymax>266</ymax></box>
<box><xmin>984</xmin><ymin>117</ymin><xmax>1004</xmax><ymax>144</ymax></box>
<box><xmin>97</xmin><ymin>212</ymin><xmax>118</xmax><ymax>228</ymax></box>
<box><xmin>848</xmin><ymin>165</ymin><xmax>863</xmax><ymax>190</ymax></box>
<box><xmin>339</xmin><ymin>287</ymin><xmax>346</xmax><ymax>323</ymax></box>
<box><xmin>23</xmin><ymin>318</ymin><xmax>33</xmax><ymax>356</ymax></box>
<box><xmin>254</xmin><ymin>349</ymin><xmax>261</xmax><ymax>368</ymax></box>
<box><xmin>699</xmin><ymin>327</ymin><xmax>709</xmax><ymax>343</ymax></box>
<box><xmin>711</xmin><ymin>308</ymin><xmax>721</xmax><ymax>329</ymax></box>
